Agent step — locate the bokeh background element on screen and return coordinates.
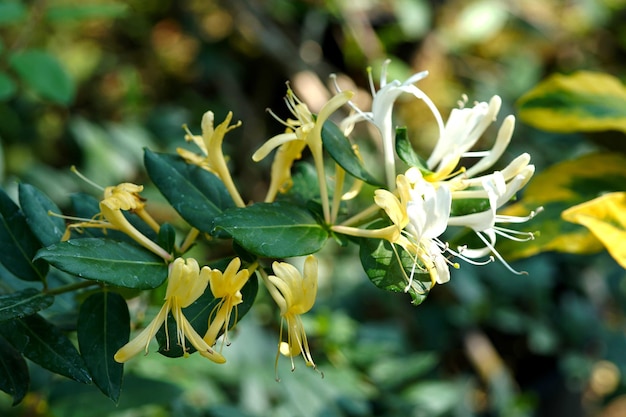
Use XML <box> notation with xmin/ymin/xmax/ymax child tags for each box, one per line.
<box><xmin>2</xmin><ymin>0</ymin><xmax>626</xmax><ymax>416</ymax></box>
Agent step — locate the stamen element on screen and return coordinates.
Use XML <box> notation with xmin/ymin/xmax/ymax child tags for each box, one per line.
<box><xmin>70</xmin><ymin>165</ymin><xmax>104</xmax><ymax>192</ymax></box>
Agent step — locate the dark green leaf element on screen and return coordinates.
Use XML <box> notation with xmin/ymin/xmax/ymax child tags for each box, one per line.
<box><xmin>0</xmin><ymin>335</ymin><xmax>29</xmax><ymax>405</ymax></box>
<box><xmin>395</xmin><ymin>127</ymin><xmax>429</xmax><ymax>171</ymax></box>
<box><xmin>322</xmin><ymin>120</ymin><xmax>383</xmax><ymax>185</ymax></box>
<box><xmin>78</xmin><ymin>292</ymin><xmax>129</xmax><ymax>403</ymax></box>
<box><xmin>212</xmin><ymin>202</ymin><xmax>328</xmax><ymax>258</ymax></box>
<box><xmin>0</xmin><ymin>71</ymin><xmax>16</xmax><ymax>101</ymax></box>
<box><xmin>0</xmin><ymin>288</ymin><xmax>54</xmax><ymax>322</ymax></box>
<box><xmin>19</xmin><ymin>183</ymin><xmax>66</xmax><ymax>247</ymax></box>
<box><xmin>158</xmin><ymin>273</ymin><xmax>258</xmax><ymax>358</ymax></box>
<box><xmin>0</xmin><ymin>187</ymin><xmax>48</xmax><ymax>281</ymax></box>
<box><xmin>48</xmin><ymin>375</ymin><xmax>183</xmax><ymax>417</ymax></box>
<box><xmin>144</xmin><ymin>150</ymin><xmax>235</xmax><ymax>233</ymax></box>
<box><xmin>46</xmin><ymin>4</ymin><xmax>129</xmax><ymax>21</ymax></box>
<box><xmin>0</xmin><ymin>1</ymin><xmax>26</xmax><ymax>26</ymax></box>
<box><xmin>9</xmin><ymin>50</ymin><xmax>75</xmax><ymax>105</ymax></box>
<box><xmin>0</xmin><ymin>314</ymin><xmax>91</xmax><ymax>383</ymax></box>
<box><xmin>359</xmin><ymin>228</ymin><xmax>429</xmax><ymax>305</ymax></box>
<box><xmin>35</xmin><ymin>238</ymin><xmax>167</xmax><ymax>289</ymax></box>
<box><xmin>450</xmin><ymin>197</ymin><xmax>491</xmax><ymax>217</ymax></box>
<box><xmin>157</xmin><ymin>223</ymin><xmax>176</xmax><ymax>254</ymax></box>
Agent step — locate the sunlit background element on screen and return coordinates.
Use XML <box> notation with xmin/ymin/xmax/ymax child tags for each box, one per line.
<box><xmin>2</xmin><ymin>0</ymin><xmax>626</xmax><ymax>416</ymax></box>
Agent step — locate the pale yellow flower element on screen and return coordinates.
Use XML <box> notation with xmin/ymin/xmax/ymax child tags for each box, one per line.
<box><xmin>177</xmin><ymin>111</ymin><xmax>245</xmax><ymax>207</ymax></box>
<box><xmin>264</xmin><ymin>140</ymin><xmax>306</xmax><ymax>202</ymax></box>
<box><xmin>114</xmin><ymin>258</ymin><xmax>226</xmax><ymax>364</ymax></box>
<box><xmin>263</xmin><ymin>255</ymin><xmax>319</xmax><ymax>378</ymax></box>
<box><xmin>203</xmin><ymin>258</ymin><xmax>252</xmax><ymax>349</ymax></box>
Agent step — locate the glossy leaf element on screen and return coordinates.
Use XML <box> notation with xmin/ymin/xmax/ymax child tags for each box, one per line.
<box><xmin>144</xmin><ymin>150</ymin><xmax>235</xmax><ymax>233</ymax></box>
<box><xmin>158</xmin><ymin>273</ymin><xmax>258</xmax><ymax>357</ymax></box>
<box><xmin>0</xmin><ymin>288</ymin><xmax>54</xmax><ymax>322</ymax></box>
<box><xmin>19</xmin><ymin>183</ymin><xmax>66</xmax><ymax>247</ymax></box>
<box><xmin>322</xmin><ymin>120</ymin><xmax>382</xmax><ymax>185</ymax></box>
<box><xmin>359</xmin><ymin>227</ymin><xmax>429</xmax><ymax>305</ymax></box>
<box><xmin>212</xmin><ymin>202</ymin><xmax>328</xmax><ymax>258</ymax></box>
<box><xmin>517</xmin><ymin>71</ymin><xmax>626</xmax><ymax>133</ymax></box>
<box><xmin>0</xmin><ymin>187</ymin><xmax>48</xmax><ymax>282</ymax></box>
<box><xmin>0</xmin><ymin>314</ymin><xmax>91</xmax><ymax>383</ymax></box>
<box><xmin>35</xmin><ymin>238</ymin><xmax>167</xmax><ymax>289</ymax></box>
<box><xmin>9</xmin><ymin>50</ymin><xmax>75</xmax><ymax>105</ymax></box>
<box><xmin>395</xmin><ymin>127</ymin><xmax>429</xmax><ymax>171</ymax></box>
<box><xmin>0</xmin><ymin>335</ymin><xmax>29</xmax><ymax>405</ymax></box>
<box><xmin>78</xmin><ymin>292</ymin><xmax>129</xmax><ymax>403</ymax></box>
<box><xmin>497</xmin><ymin>152</ymin><xmax>626</xmax><ymax>260</ymax></box>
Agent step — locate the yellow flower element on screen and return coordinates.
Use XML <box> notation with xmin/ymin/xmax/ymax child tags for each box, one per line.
<box><xmin>65</xmin><ymin>183</ymin><xmax>171</xmax><ymax>261</ymax></box>
<box><xmin>263</xmin><ymin>255</ymin><xmax>319</xmax><ymax>379</ymax></box>
<box><xmin>114</xmin><ymin>257</ymin><xmax>226</xmax><ymax>364</ymax></box>
<box><xmin>264</xmin><ymin>140</ymin><xmax>306</xmax><ymax>202</ymax></box>
<box><xmin>253</xmin><ymin>87</ymin><xmax>352</xmax><ymax>222</ymax></box>
<box><xmin>203</xmin><ymin>258</ymin><xmax>252</xmax><ymax>349</ymax></box>
<box><xmin>562</xmin><ymin>192</ymin><xmax>626</xmax><ymax>269</ymax></box>
<box><xmin>177</xmin><ymin>111</ymin><xmax>245</xmax><ymax>207</ymax></box>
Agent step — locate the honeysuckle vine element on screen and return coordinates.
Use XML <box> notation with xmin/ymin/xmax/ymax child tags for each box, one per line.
<box><xmin>0</xmin><ymin>60</ymin><xmax>539</xmax><ymax>405</ymax></box>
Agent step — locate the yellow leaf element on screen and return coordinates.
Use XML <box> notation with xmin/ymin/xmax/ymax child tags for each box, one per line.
<box><xmin>562</xmin><ymin>192</ymin><xmax>626</xmax><ymax>269</ymax></box>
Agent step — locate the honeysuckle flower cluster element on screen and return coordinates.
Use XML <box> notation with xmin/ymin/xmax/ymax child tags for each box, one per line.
<box><xmin>47</xmin><ymin>59</ymin><xmax>538</xmax><ymax>384</ymax></box>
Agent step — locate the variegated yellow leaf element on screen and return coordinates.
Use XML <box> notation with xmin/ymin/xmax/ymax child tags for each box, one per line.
<box><xmin>517</xmin><ymin>71</ymin><xmax>626</xmax><ymax>133</ymax></box>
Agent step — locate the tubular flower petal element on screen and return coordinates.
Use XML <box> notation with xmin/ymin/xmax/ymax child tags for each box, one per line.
<box><xmin>177</xmin><ymin>111</ymin><xmax>245</xmax><ymax>207</ymax></box>
<box><xmin>264</xmin><ymin>140</ymin><xmax>307</xmax><ymax>202</ymax></box>
<box><xmin>114</xmin><ymin>258</ymin><xmax>226</xmax><ymax>364</ymax></box>
<box><xmin>263</xmin><ymin>255</ymin><xmax>319</xmax><ymax>377</ymax></box>
<box><xmin>204</xmin><ymin>258</ymin><xmax>253</xmax><ymax>348</ymax></box>
<box><xmin>254</xmin><ymin>86</ymin><xmax>353</xmax><ymax>222</ymax></box>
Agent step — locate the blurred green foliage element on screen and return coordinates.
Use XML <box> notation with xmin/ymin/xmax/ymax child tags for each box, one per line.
<box><xmin>2</xmin><ymin>0</ymin><xmax>626</xmax><ymax>416</ymax></box>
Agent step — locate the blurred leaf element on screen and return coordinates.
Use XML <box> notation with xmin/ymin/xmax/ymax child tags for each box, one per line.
<box><xmin>144</xmin><ymin>150</ymin><xmax>235</xmax><ymax>233</ymax></box>
<box><xmin>402</xmin><ymin>380</ymin><xmax>465</xmax><ymax>416</ymax></box>
<box><xmin>77</xmin><ymin>292</ymin><xmax>129</xmax><ymax>403</ymax></box>
<box><xmin>19</xmin><ymin>183</ymin><xmax>66</xmax><ymax>247</ymax></box>
<box><xmin>322</xmin><ymin>120</ymin><xmax>382</xmax><ymax>185</ymax></box>
<box><xmin>0</xmin><ymin>314</ymin><xmax>91</xmax><ymax>383</ymax></box>
<box><xmin>517</xmin><ymin>71</ymin><xmax>626</xmax><ymax>133</ymax></box>
<box><xmin>48</xmin><ymin>375</ymin><xmax>183</xmax><ymax>417</ymax></box>
<box><xmin>0</xmin><ymin>1</ymin><xmax>26</xmax><ymax>26</ymax></box>
<box><xmin>0</xmin><ymin>187</ymin><xmax>48</xmax><ymax>282</ymax></box>
<box><xmin>0</xmin><ymin>288</ymin><xmax>54</xmax><ymax>321</ymax></box>
<box><xmin>35</xmin><ymin>238</ymin><xmax>167</xmax><ymax>289</ymax></box>
<box><xmin>498</xmin><ymin>152</ymin><xmax>626</xmax><ymax>260</ymax></box>
<box><xmin>562</xmin><ymin>192</ymin><xmax>626</xmax><ymax>268</ymax></box>
<box><xmin>46</xmin><ymin>3</ymin><xmax>128</xmax><ymax>21</ymax></box>
<box><xmin>9</xmin><ymin>49</ymin><xmax>75</xmax><ymax>105</ymax></box>
<box><xmin>369</xmin><ymin>352</ymin><xmax>439</xmax><ymax>390</ymax></box>
<box><xmin>158</xmin><ymin>273</ymin><xmax>258</xmax><ymax>357</ymax></box>
<box><xmin>0</xmin><ymin>71</ymin><xmax>16</xmax><ymax>100</ymax></box>
<box><xmin>212</xmin><ymin>202</ymin><xmax>328</xmax><ymax>258</ymax></box>
<box><xmin>0</xmin><ymin>335</ymin><xmax>28</xmax><ymax>405</ymax></box>
<box><xmin>358</xmin><ymin>226</ymin><xmax>430</xmax><ymax>305</ymax></box>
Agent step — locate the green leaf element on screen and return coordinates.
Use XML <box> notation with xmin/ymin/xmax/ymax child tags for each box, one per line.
<box><xmin>77</xmin><ymin>292</ymin><xmax>128</xmax><ymax>403</ymax></box>
<box><xmin>45</xmin><ymin>4</ymin><xmax>129</xmax><ymax>21</ymax></box>
<box><xmin>0</xmin><ymin>314</ymin><xmax>91</xmax><ymax>383</ymax></box>
<box><xmin>450</xmin><ymin>197</ymin><xmax>491</xmax><ymax>217</ymax></box>
<box><xmin>157</xmin><ymin>272</ymin><xmax>258</xmax><ymax>358</ymax></box>
<box><xmin>395</xmin><ymin>127</ymin><xmax>429</xmax><ymax>171</ymax></box>
<box><xmin>157</xmin><ymin>223</ymin><xmax>176</xmax><ymax>254</ymax></box>
<box><xmin>144</xmin><ymin>150</ymin><xmax>235</xmax><ymax>233</ymax></box>
<box><xmin>517</xmin><ymin>71</ymin><xmax>626</xmax><ymax>133</ymax></box>
<box><xmin>0</xmin><ymin>187</ymin><xmax>48</xmax><ymax>282</ymax></box>
<box><xmin>497</xmin><ymin>152</ymin><xmax>626</xmax><ymax>260</ymax></box>
<box><xmin>35</xmin><ymin>238</ymin><xmax>167</xmax><ymax>289</ymax></box>
<box><xmin>212</xmin><ymin>202</ymin><xmax>328</xmax><ymax>258</ymax></box>
<box><xmin>19</xmin><ymin>183</ymin><xmax>66</xmax><ymax>247</ymax></box>
<box><xmin>322</xmin><ymin>120</ymin><xmax>383</xmax><ymax>185</ymax></box>
<box><xmin>9</xmin><ymin>49</ymin><xmax>75</xmax><ymax>105</ymax></box>
<box><xmin>0</xmin><ymin>1</ymin><xmax>26</xmax><ymax>26</ymax></box>
<box><xmin>0</xmin><ymin>335</ymin><xmax>29</xmax><ymax>405</ymax></box>
<box><xmin>0</xmin><ymin>288</ymin><xmax>54</xmax><ymax>322</ymax></box>
<box><xmin>0</xmin><ymin>71</ymin><xmax>16</xmax><ymax>101</ymax></box>
<box><xmin>358</xmin><ymin>227</ymin><xmax>429</xmax><ymax>305</ymax></box>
